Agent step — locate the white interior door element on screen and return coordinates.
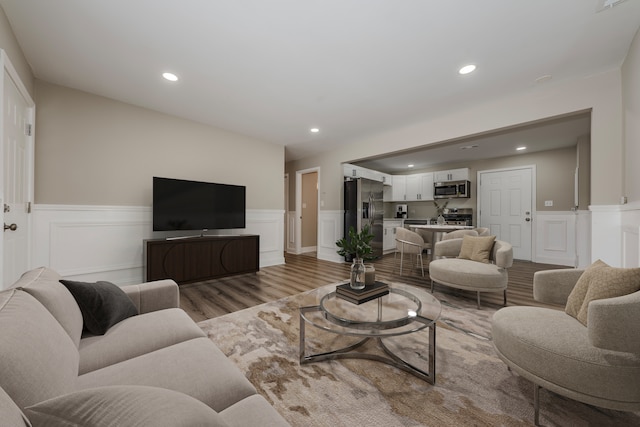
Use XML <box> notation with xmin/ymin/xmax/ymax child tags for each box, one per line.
<box><xmin>479</xmin><ymin>167</ymin><xmax>533</xmax><ymax>260</ymax></box>
<box><xmin>1</xmin><ymin>54</ymin><xmax>34</xmax><ymax>288</ymax></box>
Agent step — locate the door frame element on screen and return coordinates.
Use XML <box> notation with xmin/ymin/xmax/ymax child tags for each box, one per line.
<box><xmin>0</xmin><ymin>49</ymin><xmax>36</xmax><ymax>287</ymax></box>
<box><xmin>284</xmin><ymin>173</ymin><xmax>289</xmax><ymax>255</ymax></box>
<box><xmin>477</xmin><ymin>165</ymin><xmax>536</xmax><ymax>261</ymax></box>
<box><xmin>295</xmin><ymin>166</ymin><xmax>320</xmax><ymax>256</ymax></box>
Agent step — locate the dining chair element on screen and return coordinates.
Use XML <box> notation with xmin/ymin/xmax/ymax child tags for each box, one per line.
<box><xmin>441</xmin><ymin>229</ymin><xmax>478</xmax><ymax>241</ymax></box>
<box><xmin>415</xmin><ymin>229</ymin><xmax>433</xmax><ymax>260</ymax></box>
<box><xmin>394</xmin><ymin>227</ymin><xmax>426</xmax><ymax>276</ymax></box>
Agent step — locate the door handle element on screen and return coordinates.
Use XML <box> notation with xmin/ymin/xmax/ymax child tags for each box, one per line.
<box><xmin>525</xmin><ymin>218</ymin><xmax>531</xmax><ymax>222</ymax></box>
<box><xmin>4</xmin><ymin>223</ymin><xmax>17</xmax><ymax>231</ymax></box>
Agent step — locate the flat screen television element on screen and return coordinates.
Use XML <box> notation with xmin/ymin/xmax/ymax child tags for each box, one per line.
<box><xmin>153</xmin><ymin>177</ymin><xmax>246</xmax><ymax>231</ymax></box>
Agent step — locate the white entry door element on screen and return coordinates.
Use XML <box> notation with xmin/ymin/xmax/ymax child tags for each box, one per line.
<box><xmin>1</xmin><ymin>54</ymin><xmax>35</xmax><ymax>288</ymax></box>
<box><xmin>479</xmin><ymin>167</ymin><xmax>533</xmax><ymax>260</ymax></box>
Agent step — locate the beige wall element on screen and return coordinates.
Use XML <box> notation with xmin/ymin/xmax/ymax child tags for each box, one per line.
<box><xmin>576</xmin><ymin>135</ymin><xmax>591</xmax><ymax>210</ymax></box>
<box><xmin>622</xmin><ymin>27</ymin><xmax>640</xmax><ymax>204</ymax></box>
<box><xmin>34</xmin><ymin>81</ymin><xmax>284</xmax><ymax>209</ymax></box>
<box><xmin>0</xmin><ymin>6</ymin><xmax>34</xmax><ymax>97</ymax></box>
<box><xmin>287</xmin><ymin>68</ymin><xmax>624</xmax><ymax>211</ymax></box>
<box><xmin>476</xmin><ymin>146</ymin><xmax>579</xmax><ymax>211</ymax></box>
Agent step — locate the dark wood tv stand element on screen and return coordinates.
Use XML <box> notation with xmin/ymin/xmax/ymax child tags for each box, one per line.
<box><xmin>145</xmin><ymin>234</ymin><xmax>259</xmax><ymax>285</ymax></box>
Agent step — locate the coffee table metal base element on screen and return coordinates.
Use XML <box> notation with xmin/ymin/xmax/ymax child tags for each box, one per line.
<box><xmin>299</xmin><ymin>305</ymin><xmax>436</xmax><ymax>384</ymax></box>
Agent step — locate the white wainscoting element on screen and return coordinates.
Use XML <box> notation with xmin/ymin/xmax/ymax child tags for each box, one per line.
<box><xmin>575</xmin><ymin>210</ymin><xmax>592</xmax><ymax>268</ymax></box>
<box><xmin>317</xmin><ymin>210</ymin><xmax>344</xmax><ymax>263</ymax></box>
<box><xmin>589</xmin><ymin>201</ymin><xmax>640</xmax><ymax>268</ymax></box>
<box><xmin>287</xmin><ymin>209</ymin><xmax>344</xmax><ymax>263</ymax></box>
<box><xmin>31</xmin><ymin>205</ymin><xmax>285</xmax><ymax>285</ymax></box>
<box><xmin>534</xmin><ymin>211</ymin><xmax>578</xmax><ymax>267</ymax></box>
<box><xmin>286</xmin><ymin>211</ymin><xmax>297</xmax><ymax>253</ymax></box>
<box><xmin>621</xmin><ymin>201</ymin><xmax>640</xmax><ymax>268</ymax></box>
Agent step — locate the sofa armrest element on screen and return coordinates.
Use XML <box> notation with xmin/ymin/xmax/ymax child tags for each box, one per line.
<box><xmin>533</xmin><ymin>269</ymin><xmax>583</xmax><ymax>305</ymax></box>
<box><xmin>588</xmin><ymin>290</ymin><xmax>640</xmax><ymax>353</ymax></box>
<box><xmin>433</xmin><ymin>238</ymin><xmax>463</xmax><ymax>258</ymax></box>
<box><xmin>122</xmin><ymin>280</ymin><xmax>179</xmax><ymax>314</ymax></box>
<box><xmin>492</xmin><ymin>240</ymin><xmax>513</xmax><ymax>269</ymax></box>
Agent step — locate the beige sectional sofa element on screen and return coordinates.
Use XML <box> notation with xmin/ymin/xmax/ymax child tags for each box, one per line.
<box><xmin>0</xmin><ymin>267</ymin><xmax>290</xmax><ymax>427</ymax></box>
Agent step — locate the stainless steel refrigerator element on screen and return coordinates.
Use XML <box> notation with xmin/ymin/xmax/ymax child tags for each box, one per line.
<box><xmin>343</xmin><ymin>177</ymin><xmax>384</xmax><ymax>260</ymax></box>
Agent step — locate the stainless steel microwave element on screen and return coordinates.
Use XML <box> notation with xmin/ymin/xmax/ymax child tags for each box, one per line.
<box><xmin>433</xmin><ymin>180</ymin><xmax>471</xmax><ymax>199</ymax></box>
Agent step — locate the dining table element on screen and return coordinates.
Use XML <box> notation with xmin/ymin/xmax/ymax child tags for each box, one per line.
<box><xmin>407</xmin><ymin>224</ymin><xmax>475</xmax><ymax>260</ymax></box>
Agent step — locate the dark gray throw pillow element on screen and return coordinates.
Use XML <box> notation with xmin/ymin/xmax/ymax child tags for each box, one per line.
<box><xmin>59</xmin><ymin>280</ymin><xmax>138</xmax><ymax>335</ymax></box>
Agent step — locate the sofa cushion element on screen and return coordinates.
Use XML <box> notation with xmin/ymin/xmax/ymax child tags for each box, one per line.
<box><xmin>25</xmin><ymin>386</ymin><xmax>229</xmax><ymax>427</ymax></box>
<box><xmin>0</xmin><ymin>289</ymin><xmax>79</xmax><ymax>411</ymax></box>
<box><xmin>492</xmin><ymin>306</ymin><xmax>640</xmax><ymax>404</ymax></box>
<box><xmin>77</xmin><ymin>337</ymin><xmax>257</xmax><ymax>413</ymax></box>
<box><xmin>12</xmin><ymin>267</ymin><xmax>83</xmax><ymax>347</ymax></box>
<box><xmin>576</xmin><ymin>265</ymin><xmax>640</xmax><ymax>326</ymax></box>
<box><xmin>219</xmin><ymin>394</ymin><xmax>290</xmax><ymax>427</ymax></box>
<box><xmin>565</xmin><ymin>259</ymin><xmax>607</xmax><ymax>319</ymax></box>
<box><xmin>78</xmin><ymin>308</ymin><xmax>206</xmax><ymax>374</ymax></box>
<box><xmin>0</xmin><ymin>386</ymin><xmax>31</xmax><ymax>427</ymax></box>
<box><xmin>60</xmin><ymin>280</ymin><xmax>139</xmax><ymax>335</ymax></box>
<box><xmin>458</xmin><ymin>235</ymin><xmax>495</xmax><ymax>263</ymax></box>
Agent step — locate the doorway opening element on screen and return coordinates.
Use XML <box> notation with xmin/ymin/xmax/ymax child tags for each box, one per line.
<box><xmin>295</xmin><ymin>167</ymin><xmax>320</xmax><ymax>257</ymax></box>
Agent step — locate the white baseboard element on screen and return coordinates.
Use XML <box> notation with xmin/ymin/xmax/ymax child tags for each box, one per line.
<box><xmin>31</xmin><ymin>205</ymin><xmax>285</xmax><ymax>284</ymax></box>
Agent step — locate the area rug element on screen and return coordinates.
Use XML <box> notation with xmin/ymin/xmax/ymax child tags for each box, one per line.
<box><xmin>198</xmin><ymin>283</ymin><xmax>639</xmax><ymax>427</ymax></box>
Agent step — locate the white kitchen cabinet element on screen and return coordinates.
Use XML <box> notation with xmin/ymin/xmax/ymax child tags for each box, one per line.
<box><xmin>405</xmin><ymin>174</ymin><xmax>421</xmax><ymax>201</ymax></box>
<box><xmin>421</xmin><ymin>172</ymin><xmax>434</xmax><ymax>201</ymax></box>
<box><xmin>383</xmin><ymin>220</ymin><xmax>403</xmax><ymax>252</ymax></box>
<box><xmin>404</xmin><ymin>172</ymin><xmax>434</xmax><ymax>201</ymax></box>
<box><xmin>434</xmin><ymin>168</ymin><xmax>469</xmax><ymax>182</ymax></box>
<box><xmin>391</xmin><ymin>175</ymin><xmax>407</xmax><ymax>201</ymax></box>
<box><xmin>343</xmin><ymin>163</ymin><xmax>361</xmax><ymax>179</ymax></box>
<box><xmin>342</xmin><ymin>163</ymin><xmax>387</xmax><ymax>183</ymax></box>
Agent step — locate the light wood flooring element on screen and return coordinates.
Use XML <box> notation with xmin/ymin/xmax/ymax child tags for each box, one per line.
<box><xmin>179</xmin><ymin>252</ymin><xmax>567</xmax><ymax>323</ymax></box>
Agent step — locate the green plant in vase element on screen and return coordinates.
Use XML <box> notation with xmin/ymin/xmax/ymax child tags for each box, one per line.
<box><xmin>336</xmin><ymin>225</ymin><xmax>375</xmax><ymax>289</ymax></box>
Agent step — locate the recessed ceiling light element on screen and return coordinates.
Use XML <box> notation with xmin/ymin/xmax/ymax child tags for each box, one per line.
<box><xmin>535</xmin><ymin>74</ymin><xmax>552</xmax><ymax>84</ymax></box>
<box><xmin>162</xmin><ymin>72</ymin><xmax>178</xmax><ymax>82</ymax></box>
<box><xmin>459</xmin><ymin>65</ymin><xmax>476</xmax><ymax>75</ymax></box>
<box><xmin>516</xmin><ymin>146</ymin><xmax>527</xmax><ymax>151</ymax></box>
<box><xmin>310</xmin><ymin>128</ymin><xmax>320</xmax><ymax>133</ymax></box>
<box><xmin>407</xmin><ymin>164</ymin><xmax>414</xmax><ymax>168</ymax></box>
<box><xmin>596</xmin><ymin>0</ymin><xmax>628</xmax><ymax>12</ymax></box>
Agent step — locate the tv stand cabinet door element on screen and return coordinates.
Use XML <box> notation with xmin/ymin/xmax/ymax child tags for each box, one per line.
<box><xmin>218</xmin><ymin>236</ymin><xmax>259</xmax><ymax>275</ymax></box>
<box><xmin>146</xmin><ymin>235</ymin><xmax>259</xmax><ymax>284</ymax></box>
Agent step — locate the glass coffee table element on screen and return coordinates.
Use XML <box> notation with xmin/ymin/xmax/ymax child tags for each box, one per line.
<box><xmin>299</xmin><ymin>282</ymin><xmax>441</xmax><ymax>384</ymax></box>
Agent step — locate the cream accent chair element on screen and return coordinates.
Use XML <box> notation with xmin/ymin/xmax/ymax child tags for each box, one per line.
<box><xmin>428</xmin><ymin>237</ymin><xmax>513</xmax><ymax>308</ymax></box>
<box><xmin>492</xmin><ymin>268</ymin><xmax>640</xmax><ymax>425</ymax></box>
<box><xmin>441</xmin><ymin>229</ymin><xmax>478</xmax><ymax>241</ymax></box>
<box><xmin>394</xmin><ymin>227</ymin><xmax>426</xmax><ymax>276</ymax></box>
<box><xmin>415</xmin><ymin>229</ymin><xmax>434</xmax><ymax>260</ymax></box>
<box><xmin>474</xmin><ymin>227</ymin><xmax>490</xmax><ymax>236</ymax></box>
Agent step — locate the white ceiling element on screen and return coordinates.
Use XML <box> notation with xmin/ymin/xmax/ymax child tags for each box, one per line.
<box><xmin>1</xmin><ymin>0</ymin><xmax>639</xmax><ymax>164</ymax></box>
<box><xmin>354</xmin><ymin>112</ymin><xmax>591</xmax><ymax>173</ymax></box>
